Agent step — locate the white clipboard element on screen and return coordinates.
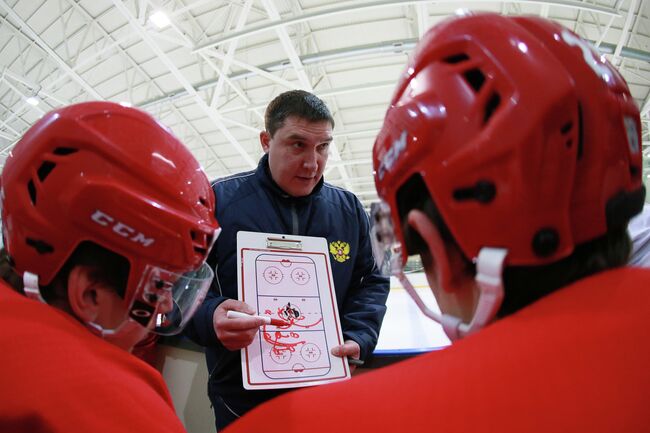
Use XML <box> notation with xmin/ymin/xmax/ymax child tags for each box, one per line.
<box><xmin>236</xmin><ymin>231</ymin><xmax>351</xmax><ymax>390</ymax></box>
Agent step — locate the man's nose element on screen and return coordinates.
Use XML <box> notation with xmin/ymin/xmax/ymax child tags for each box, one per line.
<box><xmin>157</xmin><ymin>292</ymin><xmax>174</xmax><ymax>314</ymax></box>
<box><xmin>303</xmin><ymin>149</ymin><xmax>318</xmax><ymax>170</ymax></box>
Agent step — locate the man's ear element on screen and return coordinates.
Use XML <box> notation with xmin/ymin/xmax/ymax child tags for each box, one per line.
<box><xmin>260</xmin><ymin>131</ymin><xmax>271</xmax><ymax>153</ymax></box>
<box><xmin>67</xmin><ymin>266</ymin><xmax>100</xmax><ymax>323</ymax></box>
<box><xmin>406</xmin><ymin>209</ymin><xmax>455</xmax><ymax>293</ymax></box>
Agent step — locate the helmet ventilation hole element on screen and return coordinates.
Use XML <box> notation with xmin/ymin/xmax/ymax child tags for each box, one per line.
<box><xmin>484</xmin><ymin>92</ymin><xmax>501</xmax><ymax>124</ymax></box>
<box><xmin>37</xmin><ymin>161</ymin><xmax>56</xmax><ymax>182</ymax></box>
<box><xmin>561</xmin><ymin>121</ymin><xmax>574</xmax><ymax>148</ymax></box>
<box><xmin>463</xmin><ymin>68</ymin><xmax>485</xmax><ymax>93</ymax></box>
<box><xmin>27</xmin><ymin>180</ymin><xmax>37</xmax><ymax>205</ymax></box>
<box><xmin>453</xmin><ymin>180</ymin><xmax>496</xmax><ymax>204</ymax></box>
<box><xmin>26</xmin><ymin>237</ymin><xmax>54</xmax><ymax>254</ymax></box>
<box><xmin>190</xmin><ymin>230</ymin><xmax>209</xmax><ymax>255</ymax></box>
<box><xmin>52</xmin><ymin>147</ymin><xmax>78</xmax><ymax>156</ymax></box>
<box><xmin>444</xmin><ymin>53</ymin><xmax>470</xmax><ymax>64</ymax></box>
<box><xmin>26</xmin><ymin>148</ymin><xmax>79</xmax><ymax>206</ymax></box>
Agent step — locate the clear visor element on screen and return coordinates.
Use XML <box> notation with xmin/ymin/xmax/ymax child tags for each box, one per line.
<box><xmin>128</xmin><ymin>261</ymin><xmax>214</xmax><ymax>336</ymax></box>
<box><xmin>370</xmin><ymin>200</ymin><xmax>403</xmax><ymax>276</ymax></box>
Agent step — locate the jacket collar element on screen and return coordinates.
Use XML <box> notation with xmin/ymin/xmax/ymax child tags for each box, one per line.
<box><xmin>256</xmin><ymin>153</ymin><xmax>324</xmax><ymax>202</ymax></box>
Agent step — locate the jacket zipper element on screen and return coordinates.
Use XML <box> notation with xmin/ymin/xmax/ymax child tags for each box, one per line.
<box><xmin>291</xmin><ymin>203</ymin><xmax>299</xmax><ymax>234</ymax></box>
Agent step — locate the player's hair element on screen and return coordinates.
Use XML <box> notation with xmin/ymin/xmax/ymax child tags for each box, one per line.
<box><xmin>264</xmin><ymin>90</ymin><xmax>335</xmax><ymax>137</ymax></box>
<box><xmin>396</xmin><ymin>174</ymin><xmax>631</xmax><ymax>317</ymax></box>
<box><xmin>0</xmin><ymin>242</ymin><xmax>129</xmax><ymax>304</ymax></box>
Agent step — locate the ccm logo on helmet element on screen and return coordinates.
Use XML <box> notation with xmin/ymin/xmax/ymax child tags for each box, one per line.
<box><xmin>377</xmin><ymin>130</ymin><xmax>407</xmax><ymax>181</ymax></box>
<box><xmin>91</xmin><ymin>210</ymin><xmax>155</xmax><ymax>247</ymax></box>
<box><xmin>561</xmin><ymin>30</ymin><xmax>614</xmax><ymax>84</ymax></box>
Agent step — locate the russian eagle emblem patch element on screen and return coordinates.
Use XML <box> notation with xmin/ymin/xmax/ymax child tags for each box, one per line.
<box><xmin>329</xmin><ymin>240</ymin><xmax>351</xmax><ymax>263</ymax></box>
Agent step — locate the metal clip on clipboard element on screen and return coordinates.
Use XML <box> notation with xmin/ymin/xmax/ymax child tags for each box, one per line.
<box><xmin>266</xmin><ymin>236</ymin><xmax>303</xmax><ymax>250</ymax></box>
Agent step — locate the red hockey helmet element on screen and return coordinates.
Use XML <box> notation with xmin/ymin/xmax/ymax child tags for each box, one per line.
<box><xmin>1</xmin><ymin>102</ymin><xmax>220</xmax><ymax>335</ymax></box>
<box><xmin>373</xmin><ymin>13</ymin><xmax>644</xmax><ymax>271</ymax></box>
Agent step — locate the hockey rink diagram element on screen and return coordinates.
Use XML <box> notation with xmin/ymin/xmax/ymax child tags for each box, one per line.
<box><xmin>239</xmin><ymin>247</ymin><xmax>349</xmax><ymax>389</ymax></box>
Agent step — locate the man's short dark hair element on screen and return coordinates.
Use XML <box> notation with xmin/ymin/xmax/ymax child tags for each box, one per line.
<box><xmin>264</xmin><ymin>90</ymin><xmax>335</xmax><ymax>137</ymax></box>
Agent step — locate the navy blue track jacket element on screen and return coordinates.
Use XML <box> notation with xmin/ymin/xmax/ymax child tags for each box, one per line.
<box><xmin>184</xmin><ymin>154</ymin><xmax>389</xmax><ymax>417</ymax></box>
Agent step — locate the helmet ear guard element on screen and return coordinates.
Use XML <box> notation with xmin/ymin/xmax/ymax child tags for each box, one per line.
<box><xmin>372</xmin><ymin>13</ymin><xmax>645</xmax><ymax>339</ymax></box>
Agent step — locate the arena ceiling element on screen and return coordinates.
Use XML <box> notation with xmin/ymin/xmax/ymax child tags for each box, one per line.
<box><xmin>1</xmin><ymin>0</ymin><xmax>649</xmax><ymax>209</ymax></box>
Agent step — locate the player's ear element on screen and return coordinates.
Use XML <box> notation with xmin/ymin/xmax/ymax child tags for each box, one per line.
<box><xmin>67</xmin><ymin>265</ymin><xmax>101</xmax><ymax>322</ymax></box>
<box><xmin>260</xmin><ymin>131</ymin><xmax>271</xmax><ymax>153</ymax></box>
<box><xmin>406</xmin><ymin>209</ymin><xmax>455</xmax><ymax>293</ymax></box>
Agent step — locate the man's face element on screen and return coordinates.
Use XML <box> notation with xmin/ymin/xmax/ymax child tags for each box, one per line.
<box><xmin>261</xmin><ymin>116</ymin><xmax>333</xmax><ymax>197</ymax></box>
<box><xmin>93</xmin><ymin>280</ymin><xmax>175</xmax><ymax>351</ymax></box>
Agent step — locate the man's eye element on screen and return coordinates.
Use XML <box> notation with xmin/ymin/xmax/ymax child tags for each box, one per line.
<box><xmin>292</xmin><ymin>142</ymin><xmax>303</xmax><ymax>149</ymax></box>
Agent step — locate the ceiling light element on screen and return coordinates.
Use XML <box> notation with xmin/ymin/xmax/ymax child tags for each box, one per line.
<box><xmin>25</xmin><ymin>96</ymin><xmax>39</xmax><ymax>106</ymax></box>
<box><xmin>150</xmin><ymin>11</ymin><xmax>170</xmax><ymax>29</ymax></box>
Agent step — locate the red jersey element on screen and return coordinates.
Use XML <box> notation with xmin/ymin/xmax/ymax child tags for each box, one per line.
<box><xmin>0</xmin><ymin>281</ymin><xmax>186</xmax><ymax>433</ymax></box>
<box><xmin>227</xmin><ymin>268</ymin><xmax>650</xmax><ymax>432</ymax></box>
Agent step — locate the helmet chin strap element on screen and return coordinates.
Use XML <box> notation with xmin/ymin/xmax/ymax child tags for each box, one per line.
<box><xmin>85</xmin><ymin>319</ymin><xmax>146</xmax><ymax>350</ymax></box>
<box><xmin>397</xmin><ymin>247</ymin><xmax>507</xmax><ymax>341</ymax></box>
<box><xmin>23</xmin><ymin>271</ymin><xmax>46</xmax><ymax>303</ymax></box>
<box><xmin>22</xmin><ymin>271</ymin><xmax>146</xmax><ymax>349</ymax></box>
<box><xmin>396</xmin><ymin>271</ymin><xmax>462</xmax><ymax>338</ymax></box>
